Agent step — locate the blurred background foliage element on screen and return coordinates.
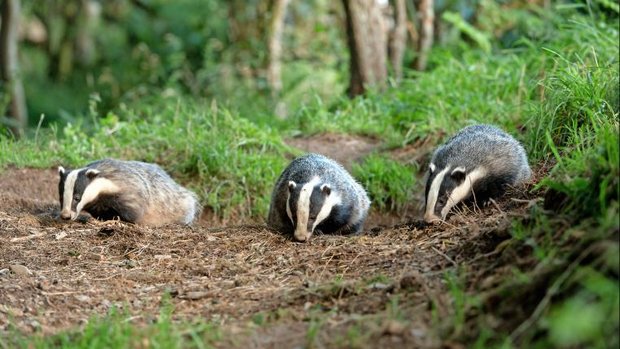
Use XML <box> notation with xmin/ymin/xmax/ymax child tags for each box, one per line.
<box><xmin>4</xmin><ymin>0</ymin><xmax>613</xmax><ymax>130</ymax></box>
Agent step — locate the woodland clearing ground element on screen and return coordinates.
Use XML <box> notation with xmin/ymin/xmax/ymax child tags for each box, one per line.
<box><xmin>0</xmin><ymin>164</ymin><xmax>541</xmax><ymax>348</ymax></box>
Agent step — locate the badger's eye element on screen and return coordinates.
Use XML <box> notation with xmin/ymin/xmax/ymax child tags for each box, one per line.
<box><xmin>437</xmin><ymin>196</ymin><xmax>447</xmax><ymax>206</ymax></box>
<box><xmin>73</xmin><ymin>195</ymin><xmax>81</xmax><ymax>201</ymax></box>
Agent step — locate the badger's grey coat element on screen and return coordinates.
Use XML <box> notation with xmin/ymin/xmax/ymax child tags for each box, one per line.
<box><xmin>424</xmin><ymin>124</ymin><xmax>531</xmax><ymax>222</ymax></box>
<box><xmin>267</xmin><ymin>153</ymin><xmax>370</xmax><ymax>241</ymax></box>
<box><xmin>58</xmin><ymin>159</ymin><xmax>200</xmax><ymax>226</ymax></box>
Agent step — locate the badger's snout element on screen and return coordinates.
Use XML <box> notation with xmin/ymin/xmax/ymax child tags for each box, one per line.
<box><xmin>294</xmin><ymin>229</ymin><xmax>311</xmax><ymax>242</ymax></box>
<box><xmin>60</xmin><ymin>210</ymin><xmax>72</xmax><ymax>220</ymax></box>
<box><xmin>423</xmin><ymin>212</ymin><xmax>442</xmax><ymax>223</ymax></box>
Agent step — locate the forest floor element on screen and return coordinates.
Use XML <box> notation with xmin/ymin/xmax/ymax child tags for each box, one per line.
<box><xmin>0</xmin><ymin>134</ymin><xmax>542</xmax><ymax>348</ymax></box>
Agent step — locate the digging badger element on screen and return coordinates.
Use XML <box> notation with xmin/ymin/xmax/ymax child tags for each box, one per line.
<box><xmin>58</xmin><ymin>159</ymin><xmax>200</xmax><ymax>226</ymax></box>
<box><xmin>268</xmin><ymin>153</ymin><xmax>370</xmax><ymax>242</ymax></box>
<box><xmin>424</xmin><ymin>124</ymin><xmax>531</xmax><ymax>223</ymax></box>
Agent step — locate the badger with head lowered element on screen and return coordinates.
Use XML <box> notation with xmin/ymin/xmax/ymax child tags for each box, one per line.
<box><xmin>424</xmin><ymin>124</ymin><xmax>531</xmax><ymax>223</ymax></box>
<box><xmin>268</xmin><ymin>153</ymin><xmax>370</xmax><ymax>242</ymax></box>
<box><xmin>58</xmin><ymin>158</ymin><xmax>200</xmax><ymax>226</ymax></box>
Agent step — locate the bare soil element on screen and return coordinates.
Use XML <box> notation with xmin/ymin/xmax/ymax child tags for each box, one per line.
<box><xmin>0</xmin><ymin>135</ymin><xmax>542</xmax><ymax>348</ymax></box>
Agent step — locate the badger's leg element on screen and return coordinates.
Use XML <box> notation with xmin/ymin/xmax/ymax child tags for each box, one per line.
<box><xmin>470</xmin><ymin>174</ymin><xmax>515</xmax><ymax>208</ymax></box>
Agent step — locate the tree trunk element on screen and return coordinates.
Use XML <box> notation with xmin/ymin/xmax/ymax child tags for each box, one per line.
<box><xmin>388</xmin><ymin>0</ymin><xmax>407</xmax><ymax>81</ymax></box>
<box><xmin>75</xmin><ymin>0</ymin><xmax>100</xmax><ymax>67</ymax></box>
<box><xmin>342</xmin><ymin>0</ymin><xmax>388</xmax><ymax>97</ymax></box>
<box><xmin>414</xmin><ymin>0</ymin><xmax>434</xmax><ymax>71</ymax></box>
<box><xmin>0</xmin><ymin>0</ymin><xmax>27</xmax><ymax>137</ymax></box>
<box><xmin>267</xmin><ymin>0</ymin><xmax>290</xmax><ymax>97</ymax></box>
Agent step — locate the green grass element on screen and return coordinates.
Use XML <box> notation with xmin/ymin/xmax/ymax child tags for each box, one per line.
<box><xmin>352</xmin><ymin>154</ymin><xmax>416</xmax><ymax>212</ymax></box>
<box><xmin>2</xmin><ymin>303</ymin><xmax>221</xmax><ymax>349</ymax></box>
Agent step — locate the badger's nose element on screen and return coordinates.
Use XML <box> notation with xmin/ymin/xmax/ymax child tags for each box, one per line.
<box><xmin>423</xmin><ymin>212</ymin><xmax>441</xmax><ymax>224</ymax></box>
<box><xmin>294</xmin><ymin>231</ymin><xmax>310</xmax><ymax>242</ymax></box>
<box><xmin>60</xmin><ymin>211</ymin><xmax>72</xmax><ymax>220</ymax></box>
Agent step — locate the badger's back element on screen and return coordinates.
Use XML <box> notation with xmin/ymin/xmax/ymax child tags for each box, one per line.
<box><xmin>431</xmin><ymin>125</ymin><xmax>531</xmax><ymax>184</ymax></box>
<box><xmin>88</xmin><ymin>159</ymin><xmax>200</xmax><ymax>225</ymax></box>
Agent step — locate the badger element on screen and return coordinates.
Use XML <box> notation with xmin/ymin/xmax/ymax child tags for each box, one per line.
<box><xmin>267</xmin><ymin>153</ymin><xmax>370</xmax><ymax>242</ymax></box>
<box><xmin>424</xmin><ymin>124</ymin><xmax>531</xmax><ymax>223</ymax></box>
<box><xmin>58</xmin><ymin>158</ymin><xmax>201</xmax><ymax>226</ymax></box>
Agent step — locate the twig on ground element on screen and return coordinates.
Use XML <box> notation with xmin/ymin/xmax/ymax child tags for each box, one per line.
<box><xmin>431</xmin><ymin>246</ymin><xmax>457</xmax><ymax>267</ymax></box>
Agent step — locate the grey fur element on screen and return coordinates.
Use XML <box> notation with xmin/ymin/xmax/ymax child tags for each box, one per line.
<box><xmin>59</xmin><ymin>158</ymin><xmax>201</xmax><ymax>226</ymax></box>
<box><xmin>267</xmin><ymin>153</ymin><xmax>370</xmax><ymax>240</ymax></box>
<box><xmin>425</xmin><ymin>124</ymin><xmax>531</xmax><ymax>221</ymax></box>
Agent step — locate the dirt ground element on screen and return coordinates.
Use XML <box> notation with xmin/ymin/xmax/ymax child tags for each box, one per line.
<box><xmin>0</xmin><ymin>134</ymin><xmax>539</xmax><ymax>348</ymax></box>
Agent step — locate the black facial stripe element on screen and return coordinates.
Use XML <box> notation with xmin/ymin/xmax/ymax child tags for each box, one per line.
<box><xmin>70</xmin><ymin>170</ymin><xmax>91</xmax><ymax>211</ymax></box>
<box><xmin>309</xmin><ymin>186</ymin><xmax>325</xmax><ymax>218</ymax></box>
<box><xmin>424</xmin><ymin>170</ymin><xmax>437</xmax><ymax>204</ymax></box>
<box><xmin>288</xmin><ymin>187</ymin><xmax>301</xmax><ymax>228</ymax></box>
<box><xmin>58</xmin><ymin>171</ymin><xmax>68</xmax><ymax>208</ymax></box>
<box><xmin>307</xmin><ymin>185</ymin><xmax>326</xmax><ymax>230</ymax></box>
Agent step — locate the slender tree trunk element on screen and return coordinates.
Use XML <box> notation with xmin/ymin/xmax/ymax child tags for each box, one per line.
<box><xmin>75</xmin><ymin>0</ymin><xmax>100</xmax><ymax>67</ymax></box>
<box><xmin>388</xmin><ymin>0</ymin><xmax>407</xmax><ymax>81</ymax></box>
<box><xmin>342</xmin><ymin>0</ymin><xmax>387</xmax><ymax>97</ymax></box>
<box><xmin>0</xmin><ymin>0</ymin><xmax>27</xmax><ymax>137</ymax></box>
<box><xmin>267</xmin><ymin>0</ymin><xmax>290</xmax><ymax>97</ymax></box>
<box><xmin>414</xmin><ymin>0</ymin><xmax>434</xmax><ymax>71</ymax></box>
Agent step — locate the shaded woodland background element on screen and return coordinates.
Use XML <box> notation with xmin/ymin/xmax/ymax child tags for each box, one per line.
<box><xmin>2</xmin><ymin>0</ymin><xmax>606</xmax><ymax>135</ymax></box>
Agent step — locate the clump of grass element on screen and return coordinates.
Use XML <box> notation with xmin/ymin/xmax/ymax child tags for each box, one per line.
<box><xmin>351</xmin><ymin>154</ymin><xmax>415</xmax><ymax>212</ymax></box>
<box><xmin>4</xmin><ymin>304</ymin><xmax>221</xmax><ymax>349</ymax></box>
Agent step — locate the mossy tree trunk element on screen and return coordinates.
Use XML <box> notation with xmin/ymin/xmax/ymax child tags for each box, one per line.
<box><xmin>342</xmin><ymin>0</ymin><xmax>388</xmax><ymax>97</ymax></box>
<box><xmin>388</xmin><ymin>0</ymin><xmax>407</xmax><ymax>81</ymax></box>
<box><xmin>0</xmin><ymin>0</ymin><xmax>28</xmax><ymax>137</ymax></box>
<box><xmin>267</xmin><ymin>0</ymin><xmax>290</xmax><ymax>97</ymax></box>
<box><xmin>413</xmin><ymin>0</ymin><xmax>434</xmax><ymax>71</ymax></box>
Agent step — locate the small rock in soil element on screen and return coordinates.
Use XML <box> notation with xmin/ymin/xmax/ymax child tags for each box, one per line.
<box><xmin>0</xmin><ymin>268</ymin><xmax>9</xmax><ymax>277</ymax></box>
<box><xmin>366</xmin><ymin>282</ymin><xmax>393</xmax><ymax>291</ymax></box>
<box><xmin>183</xmin><ymin>291</ymin><xmax>210</xmax><ymax>300</ymax></box>
<box><xmin>54</xmin><ymin>231</ymin><xmax>67</xmax><ymax>240</ymax></box>
<box><xmin>384</xmin><ymin>320</ymin><xmax>406</xmax><ymax>335</ymax></box>
<box><xmin>75</xmin><ymin>295</ymin><xmax>91</xmax><ymax>303</ymax></box>
<box><xmin>9</xmin><ymin>264</ymin><xmax>32</xmax><ymax>276</ymax></box>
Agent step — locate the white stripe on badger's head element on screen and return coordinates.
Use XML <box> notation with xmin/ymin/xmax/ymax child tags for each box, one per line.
<box><xmin>59</xmin><ymin>166</ymin><xmax>120</xmax><ymax>221</ymax></box>
<box><xmin>72</xmin><ymin>176</ymin><xmax>120</xmax><ymax>220</ymax></box>
<box><xmin>293</xmin><ymin>176</ymin><xmax>321</xmax><ymax>242</ymax></box>
<box><xmin>440</xmin><ymin>166</ymin><xmax>487</xmax><ymax>220</ymax></box>
<box><xmin>286</xmin><ymin>181</ymin><xmax>296</xmax><ymax>226</ymax></box>
<box><xmin>311</xmin><ymin>184</ymin><xmax>342</xmax><ymax>233</ymax></box>
<box><xmin>60</xmin><ymin>167</ymin><xmax>83</xmax><ymax>219</ymax></box>
<box><xmin>424</xmin><ymin>166</ymin><xmax>450</xmax><ymax>222</ymax></box>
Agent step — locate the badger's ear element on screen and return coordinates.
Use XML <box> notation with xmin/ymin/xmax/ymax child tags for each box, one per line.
<box><xmin>429</xmin><ymin>163</ymin><xmax>436</xmax><ymax>173</ymax></box>
<box><xmin>288</xmin><ymin>181</ymin><xmax>296</xmax><ymax>192</ymax></box>
<box><xmin>451</xmin><ymin>167</ymin><xmax>466</xmax><ymax>183</ymax></box>
<box><xmin>85</xmin><ymin>169</ymin><xmax>100</xmax><ymax>179</ymax></box>
<box><xmin>320</xmin><ymin>184</ymin><xmax>331</xmax><ymax>196</ymax></box>
<box><xmin>58</xmin><ymin>166</ymin><xmax>66</xmax><ymax>177</ymax></box>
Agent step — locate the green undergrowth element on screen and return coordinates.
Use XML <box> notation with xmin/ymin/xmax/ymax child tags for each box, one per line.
<box><xmin>444</xmin><ymin>14</ymin><xmax>619</xmax><ymax>349</ymax></box>
<box><xmin>352</xmin><ymin>154</ymin><xmax>416</xmax><ymax>212</ymax></box>
<box><xmin>2</xmin><ymin>302</ymin><xmax>221</xmax><ymax>349</ymax></box>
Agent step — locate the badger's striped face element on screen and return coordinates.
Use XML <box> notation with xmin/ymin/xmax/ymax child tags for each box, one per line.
<box><xmin>58</xmin><ymin>166</ymin><xmax>120</xmax><ymax>220</ymax></box>
<box><xmin>424</xmin><ymin>163</ymin><xmax>487</xmax><ymax>222</ymax></box>
<box><xmin>286</xmin><ymin>176</ymin><xmax>342</xmax><ymax>242</ymax></box>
